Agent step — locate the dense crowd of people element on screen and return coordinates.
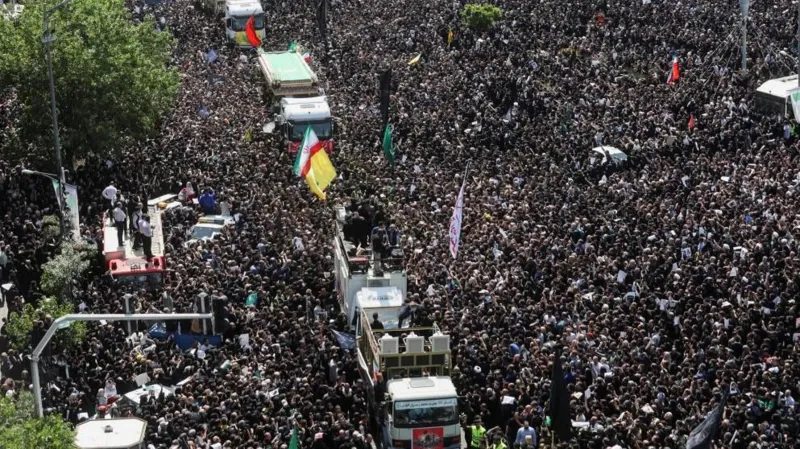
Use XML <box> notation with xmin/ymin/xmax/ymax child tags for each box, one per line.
<box><xmin>3</xmin><ymin>0</ymin><xmax>800</xmax><ymax>448</ymax></box>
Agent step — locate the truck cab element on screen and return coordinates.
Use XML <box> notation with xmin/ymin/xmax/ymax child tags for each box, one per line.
<box><xmin>280</xmin><ymin>96</ymin><xmax>334</xmax><ymax>154</ymax></box>
<box><xmin>385</xmin><ymin>378</ymin><xmax>461</xmax><ymax>449</ymax></box>
<box><xmin>223</xmin><ymin>0</ymin><xmax>264</xmax><ymax>47</ymax></box>
<box><xmin>257</xmin><ymin>50</ymin><xmax>335</xmax><ymax>153</ymax></box>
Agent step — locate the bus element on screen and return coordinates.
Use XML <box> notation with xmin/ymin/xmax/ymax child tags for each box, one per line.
<box><xmin>102</xmin><ymin>195</ymin><xmax>174</xmax><ymax>290</ymax></box>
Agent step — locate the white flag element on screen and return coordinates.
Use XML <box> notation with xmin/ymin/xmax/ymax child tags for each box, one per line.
<box><xmin>448</xmin><ymin>178</ymin><xmax>467</xmax><ymax>259</ymax></box>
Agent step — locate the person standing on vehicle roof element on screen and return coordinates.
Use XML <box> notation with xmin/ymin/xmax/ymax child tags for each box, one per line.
<box><xmin>138</xmin><ymin>215</ymin><xmax>154</xmax><ymax>259</ymax></box>
<box><xmin>131</xmin><ymin>203</ymin><xmax>144</xmax><ymax>250</ymax></box>
<box><xmin>112</xmin><ymin>202</ymin><xmax>127</xmax><ymax>247</ymax></box>
<box><xmin>199</xmin><ymin>188</ymin><xmax>216</xmax><ymax>215</ymax></box>
<box><xmin>102</xmin><ymin>182</ymin><xmax>118</xmax><ymax>224</ymax></box>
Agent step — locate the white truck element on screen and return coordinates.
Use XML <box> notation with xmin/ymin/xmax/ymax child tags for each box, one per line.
<box><xmin>200</xmin><ymin>0</ymin><xmax>264</xmax><ymax>47</ymax></box>
<box><xmin>257</xmin><ymin>50</ymin><xmax>335</xmax><ymax>154</ymax></box>
<box><xmin>332</xmin><ymin>205</ymin><xmax>462</xmax><ymax>449</ymax></box>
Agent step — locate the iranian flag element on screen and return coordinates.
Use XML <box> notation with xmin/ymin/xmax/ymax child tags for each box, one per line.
<box><xmin>666</xmin><ymin>56</ymin><xmax>680</xmax><ymax>84</ymax></box>
<box><xmin>293</xmin><ymin>126</ymin><xmax>336</xmax><ymax>199</ymax></box>
<box><xmin>293</xmin><ymin>127</ymin><xmax>320</xmax><ymax>177</ymax></box>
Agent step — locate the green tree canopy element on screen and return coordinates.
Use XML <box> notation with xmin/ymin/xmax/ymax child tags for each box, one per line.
<box><xmin>460</xmin><ymin>3</ymin><xmax>503</xmax><ymax>32</ymax></box>
<box><xmin>5</xmin><ymin>296</ymin><xmax>88</xmax><ymax>351</ymax></box>
<box><xmin>40</xmin><ymin>241</ymin><xmax>95</xmax><ymax>300</ymax></box>
<box><xmin>0</xmin><ymin>0</ymin><xmax>179</xmax><ymax>167</ymax></box>
<box><xmin>0</xmin><ymin>391</ymin><xmax>76</xmax><ymax>449</ymax></box>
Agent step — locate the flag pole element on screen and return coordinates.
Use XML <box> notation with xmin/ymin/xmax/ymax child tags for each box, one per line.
<box><xmin>463</xmin><ymin>160</ymin><xmax>472</xmax><ymax>182</ymax></box>
<box><xmin>551</xmin><ymin>431</ymin><xmax>555</xmax><ymax>449</ymax></box>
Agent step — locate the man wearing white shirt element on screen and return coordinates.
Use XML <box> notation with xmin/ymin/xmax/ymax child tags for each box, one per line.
<box><xmin>112</xmin><ymin>203</ymin><xmax>127</xmax><ymax>247</ymax></box>
<box><xmin>102</xmin><ymin>183</ymin><xmax>118</xmax><ymax>224</ymax></box>
<box><xmin>138</xmin><ymin>214</ymin><xmax>154</xmax><ymax>259</ymax></box>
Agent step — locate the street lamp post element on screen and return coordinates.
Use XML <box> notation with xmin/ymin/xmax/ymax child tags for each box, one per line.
<box><xmin>31</xmin><ymin>312</ymin><xmax>214</xmax><ymax>418</ymax></box>
<box><xmin>43</xmin><ymin>0</ymin><xmax>73</xmax><ymax>239</ymax></box>
<box><xmin>20</xmin><ymin>168</ymin><xmax>67</xmax><ymax>238</ymax></box>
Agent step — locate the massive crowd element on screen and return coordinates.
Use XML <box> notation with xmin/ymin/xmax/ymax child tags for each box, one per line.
<box><xmin>3</xmin><ymin>0</ymin><xmax>800</xmax><ymax>448</ymax></box>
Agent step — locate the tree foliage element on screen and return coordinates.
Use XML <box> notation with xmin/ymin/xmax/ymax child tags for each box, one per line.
<box><xmin>460</xmin><ymin>3</ymin><xmax>503</xmax><ymax>31</ymax></box>
<box><xmin>5</xmin><ymin>297</ymin><xmax>88</xmax><ymax>351</ymax></box>
<box><xmin>40</xmin><ymin>241</ymin><xmax>94</xmax><ymax>300</ymax></box>
<box><xmin>41</xmin><ymin>214</ymin><xmax>61</xmax><ymax>240</ymax></box>
<box><xmin>0</xmin><ymin>391</ymin><xmax>76</xmax><ymax>449</ymax></box>
<box><xmin>0</xmin><ymin>0</ymin><xmax>179</xmax><ymax>167</ymax></box>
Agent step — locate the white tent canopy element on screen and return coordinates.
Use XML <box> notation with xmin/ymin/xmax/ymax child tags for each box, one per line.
<box><xmin>591</xmin><ymin>146</ymin><xmax>627</xmax><ymax>164</ymax></box>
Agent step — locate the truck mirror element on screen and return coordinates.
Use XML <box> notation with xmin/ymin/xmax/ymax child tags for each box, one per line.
<box><xmin>225</xmin><ymin>18</ymin><xmax>232</xmax><ymax>29</ymax></box>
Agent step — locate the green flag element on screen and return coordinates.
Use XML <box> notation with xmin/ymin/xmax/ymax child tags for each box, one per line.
<box><xmin>288</xmin><ymin>427</ymin><xmax>299</xmax><ymax>449</ymax></box>
<box><xmin>382</xmin><ymin>124</ymin><xmax>395</xmax><ymax>167</ymax></box>
<box><xmin>245</xmin><ymin>292</ymin><xmax>258</xmax><ymax>307</ymax></box>
<box><xmin>288</xmin><ymin>41</ymin><xmax>297</xmax><ymax>52</ymax></box>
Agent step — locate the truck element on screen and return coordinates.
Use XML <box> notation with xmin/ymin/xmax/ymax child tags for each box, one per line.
<box><xmin>212</xmin><ymin>0</ymin><xmax>265</xmax><ymax>47</ymax></box>
<box><xmin>755</xmin><ymin>74</ymin><xmax>798</xmax><ymax>118</ymax></box>
<box><xmin>332</xmin><ymin>204</ymin><xmax>461</xmax><ymax>449</ymax></box>
<box><xmin>257</xmin><ymin>49</ymin><xmax>334</xmax><ymax>154</ymax></box>
<box><xmin>102</xmin><ymin>195</ymin><xmax>171</xmax><ymax>291</ymax></box>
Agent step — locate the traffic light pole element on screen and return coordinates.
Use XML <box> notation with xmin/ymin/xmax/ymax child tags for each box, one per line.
<box><xmin>31</xmin><ymin>312</ymin><xmax>213</xmax><ymax>418</ymax></box>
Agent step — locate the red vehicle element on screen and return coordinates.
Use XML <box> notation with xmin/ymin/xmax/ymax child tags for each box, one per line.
<box><xmin>102</xmin><ymin>195</ymin><xmax>172</xmax><ymax>290</ymax></box>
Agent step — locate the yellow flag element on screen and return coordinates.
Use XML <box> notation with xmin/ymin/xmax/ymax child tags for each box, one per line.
<box><xmin>408</xmin><ymin>53</ymin><xmax>422</xmax><ymax>65</ymax></box>
<box><xmin>305</xmin><ymin>170</ymin><xmax>327</xmax><ymax>200</ymax></box>
<box><xmin>447</xmin><ymin>29</ymin><xmax>454</xmax><ymax>46</ymax></box>
<box><xmin>243</xmin><ymin>127</ymin><xmax>253</xmax><ymax>143</ymax></box>
<box><xmin>303</xmin><ymin>149</ymin><xmax>336</xmax><ymax>200</ymax></box>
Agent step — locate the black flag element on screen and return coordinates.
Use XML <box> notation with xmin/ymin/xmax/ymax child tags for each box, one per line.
<box><xmin>686</xmin><ymin>389</ymin><xmax>729</xmax><ymax>449</ymax></box>
<box><xmin>317</xmin><ymin>0</ymin><xmax>327</xmax><ymax>42</ymax></box>
<box><xmin>379</xmin><ymin>69</ymin><xmax>392</xmax><ymax>128</ymax></box>
<box><xmin>549</xmin><ymin>352</ymin><xmax>572</xmax><ymax>443</ymax></box>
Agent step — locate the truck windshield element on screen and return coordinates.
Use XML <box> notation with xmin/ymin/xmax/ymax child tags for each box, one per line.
<box><xmin>115</xmin><ymin>272</ymin><xmax>164</xmax><ymax>291</ymax></box>
<box><xmin>290</xmin><ymin>120</ymin><xmax>332</xmax><ymax>141</ymax></box>
<box><xmin>191</xmin><ymin>225</ymin><xmax>222</xmax><ymax>241</ymax></box>
<box><xmin>393</xmin><ymin>398</ymin><xmax>458</xmax><ymax>428</ymax></box>
<box><xmin>232</xmin><ymin>14</ymin><xmax>264</xmax><ymax>31</ymax></box>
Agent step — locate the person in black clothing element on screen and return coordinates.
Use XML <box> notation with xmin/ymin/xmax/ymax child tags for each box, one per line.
<box><xmin>370</xmin><ymin>313</ymin><xmax>384</xmax><ymax>330</ymax></box>
<box><xmin>351</xmin><ymin>212</ymin><xmax>369</xmax><ymax>248</ymax></box>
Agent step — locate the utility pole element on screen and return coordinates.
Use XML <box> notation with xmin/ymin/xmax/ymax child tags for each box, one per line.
<box><xmin>43</xmin><ymin>0</ymin><xmax>72</xmax><ymax>239</ymax></box>
<box><xmin>797</xmin><ymin>0</ymin><xmax>800</xmax><ymax>86</ymax></box>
